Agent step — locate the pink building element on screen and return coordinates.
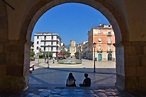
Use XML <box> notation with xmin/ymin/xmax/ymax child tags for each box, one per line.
<box><xmin>88</xmin><ymin>24</ymin><xmax>115</xmax><ymax>61</ymax></box>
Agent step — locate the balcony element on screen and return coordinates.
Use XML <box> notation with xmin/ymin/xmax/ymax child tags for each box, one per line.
<box><xmin>41</xmin><ymin>44</ymin><xmax>60</xmax><ymax>47</ymax></box>
<box><xmin>107</xmin><ymin>42</ymin><xmax>112</xmax><ymax>45</ymax></box>
<box><xmin>40</xmin><ymin>44</ymin><xmax>48</xmax><ymax>47</ymax></box>
<box><xmin>51</xmin><ymin>44</ymin><xmax>60</xmax><ymax>46</ymax></box>
<box><xmin>41</xmin><ymin>40</ymin><xmax>58</xmax><ymax>42</ymax></box>
<box><xmin>107</xmin><ymin>50</ymin><xmax>112</xmax><ymax>53</ymax></box>
<box><xmin>97</xmin><ymin>50</ymin><xmax>102</xmax><ymax>53</ymax></box>
<box><xmin>107</xmin><ymin>32</ymin><xmax>112</xmax><ymax>36</ymax></box>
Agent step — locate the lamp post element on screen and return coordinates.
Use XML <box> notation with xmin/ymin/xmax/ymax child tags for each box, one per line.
<box><xmin>93</xmin><ymin>42</ymin><xmax>96</xmax><ymax>73</ymax></box>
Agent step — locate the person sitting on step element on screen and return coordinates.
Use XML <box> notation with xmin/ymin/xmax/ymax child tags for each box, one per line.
<box><xmin>66</xmin><ymin>73</ymin><xmax>76</xmax><ymax>87</ymax></box>
<box><xmin>79</xmin><ymin>73</ymin><xmax>91</xmax><ymax>87</ymax></box>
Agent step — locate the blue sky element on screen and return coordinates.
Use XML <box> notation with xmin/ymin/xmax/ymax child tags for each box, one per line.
<box><xmin>32</xmin><ymin>3</ymin><xmax>110</xmax><ymax>45</ymax></box>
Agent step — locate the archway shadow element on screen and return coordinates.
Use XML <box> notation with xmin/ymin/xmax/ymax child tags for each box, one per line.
<box><xmin>29</xmin><ymin>67</ymin><xmax>116</xmax><ymax>89</ymax></box>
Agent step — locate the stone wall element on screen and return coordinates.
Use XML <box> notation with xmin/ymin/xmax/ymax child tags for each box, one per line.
<box><xmin>124</xmin><ymin>42</ymin><xmax>146</xmax><ymax>93</ymax></box>
<box><xmin>0</xmin><ymin>40</ymin><xmax>29</xmax><ymax>93</ymax></box>
<box><xmin>115</xmin><ymin>41</ymin><xmax>146</xmax><ymax>93</ymax></box>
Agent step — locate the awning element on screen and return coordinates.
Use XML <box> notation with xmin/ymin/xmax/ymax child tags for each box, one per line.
<box><xmin>57</xmin><ymin>53</ymin><xmax>63</xmax><ymax>57</ymax></box>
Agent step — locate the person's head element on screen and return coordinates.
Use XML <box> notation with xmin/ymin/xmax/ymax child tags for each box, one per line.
<box><xmin>68</xmin><ymin>72</ymin><xmax>74</xmax><ymax>78</ymax></box>
<box><xmin>69</xmin><ymin>73</ymin><xmax>73</xmax><ymax>76</ymax></box>
<box><xmin>84</xmin><ymin>73</ymin><xmax>88</xmax><ymax>78</ymax></box>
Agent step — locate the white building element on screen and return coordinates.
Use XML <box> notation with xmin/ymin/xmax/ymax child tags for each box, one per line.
<box><xmin>34</xmin><ymin>32</ymin><xmax>62</xmax><ymax>58</ymax></box>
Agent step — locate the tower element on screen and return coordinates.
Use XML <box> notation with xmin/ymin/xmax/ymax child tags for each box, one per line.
<box><xmin>70</xmin><ymin>40</ymin><xmax>76</xmax><ymax>56</ymax></box>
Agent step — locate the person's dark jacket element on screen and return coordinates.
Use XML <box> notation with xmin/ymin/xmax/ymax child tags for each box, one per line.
<box><xmin>83</xmin><ymin>78</ymin><xmax>91</xmax><ymax>87</ymax></box>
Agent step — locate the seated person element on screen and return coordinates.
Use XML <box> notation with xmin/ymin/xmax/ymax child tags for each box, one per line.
<box><xmin>79</xmin><ymin>73</ymin><xmax>91</xmax><ymax>87</ymax></box>
<box><xmin>66</xmin><ymin>73</ymin><xmax>76</xmax><ymax>87</ymax></box>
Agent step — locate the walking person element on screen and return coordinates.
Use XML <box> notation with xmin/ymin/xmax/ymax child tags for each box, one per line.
<box><xmin>44</xmin><ymin>57</ymin><xmax>46</xmax><ymax>62</ymax></box>
<box><xmin>53</xmin><ymin>58</ymin><xmax>55</xmax><ymax>64</ymax></box>
<box><xmin>79</xmin><ymin>73</ymin><xmax>91</xmax><ymax>87</ymax></box>
<box><xmin>47</xmin><ymin>58</ymin><xmax>49</xmax><ymax>68</ymax></box>
<box><xmin>66</xmin><ymin>73</ymin><xmax>76</xmax><ymax>87</ymax></box>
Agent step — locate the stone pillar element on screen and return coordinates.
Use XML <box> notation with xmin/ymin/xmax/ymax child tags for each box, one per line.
<box><xmin>0</xmin><ymin>2</ymin><xmax>28</xmax><ymax>93</ymax></box>
<box><xmin>123</xmin><ymin>42</ymin><xmax>146</xmax><ymax>93</ymax></box>
<box><xmin>0</xmin><ymin>40</ymin><xmax>29</xmax><ymax>93</ymax></box>
<box><xmin>114</xmin><ymin>42</ymin><xmax>125</xmax><ymax>90</ymax></box>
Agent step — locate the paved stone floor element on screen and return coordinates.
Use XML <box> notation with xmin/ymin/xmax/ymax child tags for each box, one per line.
<box><xmin>24</xmin><ymin>87</ymin><xmax>134</xmax><ymax>97</ymax></box>
<box><xmin>29</xmin><ymin>59</ymin><xmax>116</xmax><ymax>89</ymax></box>
<box><xmin>24</xmin><ymin>59</ymin><xmax>146</xmax><ymax>97</ymax></box>
<box><xmin>3</xmin><ymin>59</ymin><xmax>143</xmax><ymax>97</ymax></box>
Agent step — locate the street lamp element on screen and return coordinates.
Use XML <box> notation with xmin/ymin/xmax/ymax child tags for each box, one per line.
<box><xmin>93</xmin><ymin>42</ymin><xmax>96</xmax><ymax>73</ymax></box>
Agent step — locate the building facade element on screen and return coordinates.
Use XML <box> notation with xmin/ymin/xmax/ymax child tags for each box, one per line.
<box><xmin>70</xmin><ymin>40</ymin><xmax>76</xmax><ymax>56</ymax></box>
<box><xmin>88</xmin><ymin>24</ymin><xmax>115</xmax><ymax>61</ymax></box>
<box><xmin>34</xmin><ymin>32</ymin><xmax>62</xmax><ymax>58</ymax></box>
<box><xmin>60</xmin><ymin>43</ymin><xmax>68</xmax><ymax>52</ymax></box>
<box><xmin>82</xmin><ymin>41</ymin><xmax>89</xmax><ymax>59</ymax></box>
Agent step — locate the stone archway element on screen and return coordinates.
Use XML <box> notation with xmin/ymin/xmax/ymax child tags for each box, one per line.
<box><xmin>21</xmin><ymin>0</ymin><xmax>127</xmax><ymax>91</ymax></box>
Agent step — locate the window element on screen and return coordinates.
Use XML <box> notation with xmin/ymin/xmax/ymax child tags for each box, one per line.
<box><xmin>108</xmin><ymin>45</ymin><xmax>111</xmax><ymax>51</ymax></box>
<box><xmin>98</xmin><ymin>45</ymin><xmax>101</xmax><ymax>50</ymax></box>
<box><xmin>53</xmin><ymin>47</ymin><xmax>56</xmax><ymax>50</ymax></box>
<box><xmin>97</xmin><ymin>30</ymin><xmax>101</xmax><ymax>34</ymax></box>
<box><xmin>108</xmin><ymin>32</ymin><xmax>111</xmax><ymax>35</ymax></box>
<box><xmin>108</xmin><ymin>37</ymin><xmax>111</xmax><ymax>43</ymax></box>
<box><xmin>37</xmin><ymin>41</ymin><xmax>39</xmax><ymax>44</ymax></box>
<box><xmin>48</xmin><ymin>42</ymin><xmax>51</xmax><ymax>45</ymax></box>
<box><xmin>48</xmin><ymin>47</ymin><xmax>51</xmax><ymax>51</ymax></box>
<box><xmin>47</xmin><ymin>36</ymin><xmax>51</xmax><ymax>40</ymax></box>
<box><xmin>53</xmin><ymin>36</ymin><xmax>57</xmax><ymax>40</ymax></box>
<box><xmin>37</xmin><ymin>47</ymin><xmax>39</xmax><ymax>50</ymax></box>
<box><xmin>98</xmin><ymin>38</ymin><xmax>102</xmax><ymax>42</ymax></box>
<box><xmin>37</xmin><ymin>36</ymin><xmax>39</xmax><ymax>39</ymax></box>
<box><xmin>53</xmin><ymin>42</ymin><xmax>56</xmax><ymax>45</ymax></box>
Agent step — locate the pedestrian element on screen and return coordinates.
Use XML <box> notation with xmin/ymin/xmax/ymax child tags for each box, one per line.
<box><xmin>47</xmin><ymin>58</ymin><xmax>49</xmax><ymax>68</ymax></box>
<box><xmin>79</xmin><ymin>73</ymin><xmax>91</xmax><ymax>87</ymax></box>
<box><xmin>44</xmin><ymin>57</ymin><xmax>46</xmax><ymax>62</ymax></box>
<box><xmin>53</xmin><ymin>58</ymin><xmax>55</xmax><ymax>64</ymax></box>
<box><xmin>66</xmin><ymin>73</ymin><xmax>76</xmax><ymax>87</ymax></box>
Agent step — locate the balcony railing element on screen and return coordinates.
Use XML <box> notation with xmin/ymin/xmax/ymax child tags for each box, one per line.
<box><xmin>97</xmin><ymin>50</ymin><xmax>102</xmax><ymax>53</ymax></box>
<box><xmin>107</xmin><ymin>42</ymin><xmax>112</xmax><ymax>45</ymax></box>
<box><xmin>41</xmin><ymin>40</ymin><xmax>58</xmax><ymax>42</ymax></box>
<box><xmin>41</xmin><ymin>44</ymin><xmax>60</xmax><ymax>47</ymax></box>
<box><xmin>107</xmin><ymin>50</ymin><xmax>112</xmax><ymax>53</ymax></box>
<box><xmin>107</xmin><ymin>32</ymin><xmax>112</xmax><ymax>36</ymax></box>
